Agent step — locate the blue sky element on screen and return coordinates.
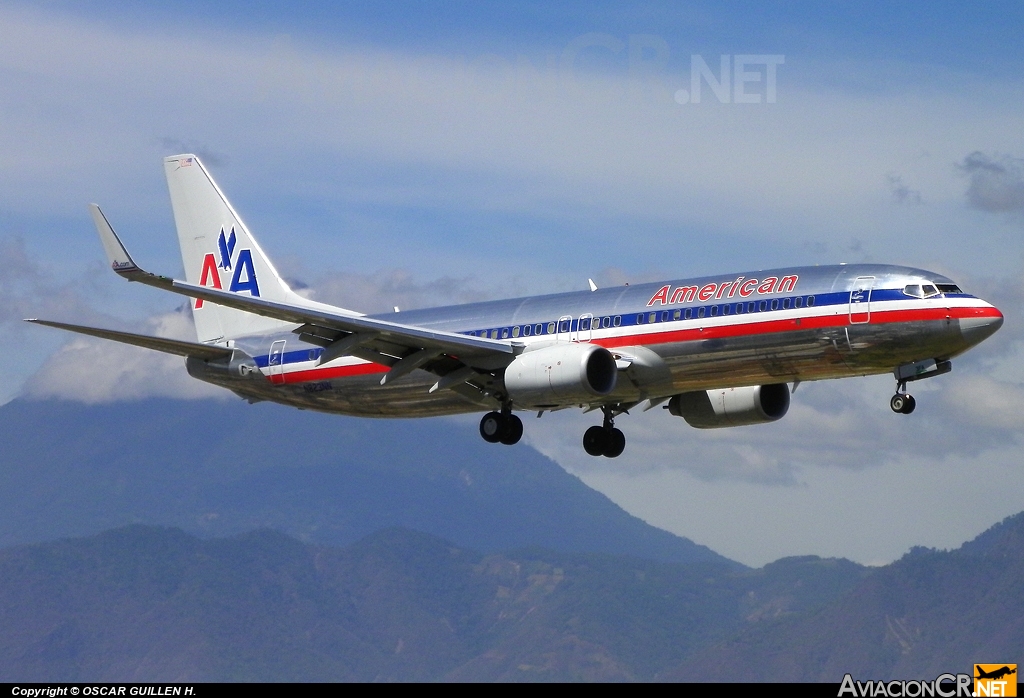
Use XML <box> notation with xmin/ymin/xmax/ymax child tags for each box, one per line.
<box><xmin>3</xmin><ymin>1</ymin><xmax>1024</xmax><ymax>565</ymax></box>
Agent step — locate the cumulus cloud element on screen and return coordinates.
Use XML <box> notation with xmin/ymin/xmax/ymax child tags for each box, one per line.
<box><xmin>23</xmin><ymin>305</ymin><xmax>225</xmax><ymax>403</ymax></box>
<box><xmin>958</xmin><ymin>151</ymin><xmax>1024</xmax><ymax>213</ymax></box>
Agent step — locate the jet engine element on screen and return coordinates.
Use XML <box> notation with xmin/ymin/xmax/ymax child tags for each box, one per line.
<box><xmin>504</xmin><ymin>343</ymin><xmax>617</xmax><ymax>408</ymax></box>
<box><xmin>668</xmin><ymin>384</ymin><xmax>790</xmax><ymax>428</ymax></box>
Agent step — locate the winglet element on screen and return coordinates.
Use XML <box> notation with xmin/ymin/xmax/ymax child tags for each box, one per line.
<box><xmin>89</xmin><ymin>204</ymin><xmax>139</xmax><ymax>275</ymax></box>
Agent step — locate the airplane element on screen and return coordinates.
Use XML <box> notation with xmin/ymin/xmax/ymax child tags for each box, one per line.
<box><xmin>27</xmin><ymin>154</ymin><xmax>1004</xmax><ymax>458</ymax></box>
<box><xmin>975</xmin><ymin>666</ymin><xmax>1016</xmax><ymax>681</ymax></box>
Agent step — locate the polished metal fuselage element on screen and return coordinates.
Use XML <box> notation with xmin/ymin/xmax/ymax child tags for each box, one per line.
<box><xmin>192</xmin><ymin>263</ymin><xmax>1002</xmax><ymax>417</ymax></box>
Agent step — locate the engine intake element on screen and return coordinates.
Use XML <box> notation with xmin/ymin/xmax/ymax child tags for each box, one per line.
<box><xmin>504</xmin><ymin>343</ymin><xmax>617</xmax><ymax>408</ymax></box>
<box><xmin>668</xmin><ymin>383</ymin><xmax>790</xmax><ymax>429</ymax></box>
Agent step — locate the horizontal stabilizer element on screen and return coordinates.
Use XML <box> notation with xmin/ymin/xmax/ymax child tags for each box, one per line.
<box><xmin>25</xmin><ymin>319</ymin><xmax>233</xmax><ymax>361</ymax></box>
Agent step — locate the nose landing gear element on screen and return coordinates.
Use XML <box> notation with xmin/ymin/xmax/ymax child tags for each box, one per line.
<box><xmin>890</xmin><ymin>380</ymin><xmax>916</xmax><ymax>414</ymax></box>
<box><xmin>889</xmin><ymin>359</ymin><xmax>952</xmax><ymax>415</ymax></box>
<box><xmin>479</xmin><ymin>407</ymin><xmax>523</xmax><ymax>445</ymax></box>
<box><xmin>890</xmin><ymin>391</ymin><xmax>916</xmax><ymax>414</ymax></box>
<box><xmin>583</xmin><ymin>407</ymin><xmax>626</xmax><ymax>458</ymax></box>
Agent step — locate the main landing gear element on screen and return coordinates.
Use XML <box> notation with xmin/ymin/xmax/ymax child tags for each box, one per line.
<box><xmin>479</xmin><ymin>408</ymin><xmax>523</xmax><ymax>445</ymax></box>
<box><xmin>890</xmin><ymin>380</ymin><xmax>916</xmax><ymax>415</ymax></box>
<box><xmin>583</xmin><ymin>407</ymin><xmax>626</xmax><ymax>458</ymax></box>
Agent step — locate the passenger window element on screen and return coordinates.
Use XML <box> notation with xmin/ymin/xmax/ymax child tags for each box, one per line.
<box><xmin>661</xmin><ymin>311</ymin><xmax>670</xmax><ymax>322</ymax></box>
<box><xmin>795</xmin><ymin>297</ymin><xmax>803</xmax><ymax>308</ymax></box>
<box><xmin>673</xmin><ymin>309</ymin><xmax>681</xmax><ymax>320</ymax></box>
<box><xmin>697</xmin><ymin>307</ymin><xmax>706</xmax><ymax>318</ymax></box>
<box><xmin>684</xmin><ymin>308</ymin><xmax>692</xmax><ymax>320</ymax></box>
<box><xmin>502</xmin><ymin>328</ymin><xmax>510</xmax><ymax>339</ymax></box>
<box><xmin>759</xmin><ymin>301</ymin><xmax>767</xmax><ymax>312</ymax></box>
<box><xmin>782</xmin><ymin>298</ymin><xmax>790</xmax><ymax>310</ymax></box>
<box><xmin>748</xmin><ymin>302</ymin><xmax>756</xmax><ymax>313</ymax></box>
<box><xmin>613</xmin><ymin>315</ymin><xmax>621</xmax><ymax>326</ymax></box>
<box><xmin>710</xmin><ymin>306</ymin><xmax>719</xmax><ymax>317</ymax></box>
<box><xmin>807</xmin><ymin>296</ymin><xmax>815</xmax><ymax>306</ymax></box>
<box><xmin>649</xmin><ymin>312</ymin><xmax>657</xmax><ymax>323</ymax></box>
<box><xmin>559</xmin><ymin>320</ymin><xmax>570</xmax><ymax>333</ymax></box>
<box><xmin>603</xmin><ymin>316</ymin><xmax>611</xmax><ymax>328</ymax></box>
<box><xmin>547</xmin><ymin>322</ymin><xmax>555</xmax><ymax>334</ymax></box>
<box><xmin>512</xmin><ymin>326</ymin><xmax>520</xmax><ymax>338</ymax></box>
<box><xmin>736</xmin><ymin>303</ymin><xmax>744</xmax><ymax>314</ymax></box>
<box><xmin>770</xmin><ymin>299</ymin><xmax>778</xmax><ymax>311</ymax></box>
<box><xmin>723</xmin><ymin>304</ymin><xmax>732</xmax><ymax>315</ymax></box>
<box><xmin>523</xmin><ymin>325</ymin><xmax>532</xmax><ymax>336</ymax></box>
<box><xmin>637</xmin><ymin>313</ymin><xmax>645</xmax><ymax>324</ymax></box>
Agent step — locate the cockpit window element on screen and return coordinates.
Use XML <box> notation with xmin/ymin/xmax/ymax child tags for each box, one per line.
<box><xmin>936</xmin><ymin>284</ymin><xmax>963</xmax><ymax>295</ymax></box>
<box><xmin>904</xmin><ymin>283</ymin><xmax>942</xmax><ymax>298</ymax></box>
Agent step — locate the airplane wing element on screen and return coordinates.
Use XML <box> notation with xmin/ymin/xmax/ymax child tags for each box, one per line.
<box><xmin>89</xmin><ymin>204</ymin><xmax>516</xmax><ymax>387</ymax></box>
<box><xmin>24</xmin><ymin>319</ymin><xmax>233</xmax><ymax>361</ymax></box>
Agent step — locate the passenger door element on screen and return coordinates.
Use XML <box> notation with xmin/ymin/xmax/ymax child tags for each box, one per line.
<box><xmin>849</xmin><ymin>276</ymin><xmax>874</xmax><ymax>324</ymax></box>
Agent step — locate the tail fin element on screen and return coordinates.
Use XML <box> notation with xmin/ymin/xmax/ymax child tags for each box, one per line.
<box><xmin>165</xmin><ymin>154</ymin><xmax>306</xmax><ymax>343</ymax></box>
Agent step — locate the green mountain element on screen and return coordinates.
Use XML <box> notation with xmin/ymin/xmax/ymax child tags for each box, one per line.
<box><xmin>0</xmin><ymin>397</ymin><xmax>732</xmax><ymax>567</ymax></box>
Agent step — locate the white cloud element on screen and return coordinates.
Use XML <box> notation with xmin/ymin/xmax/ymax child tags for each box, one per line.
<box><xmin>1</xmin><ymin>6</ymin><xmax>1023</xmax><ymax>283</ymax></box>
<box><xmin>576</xmin><ymin>442</ymin><xmax>1024</xmax><ymax>567</ymax></box>
<box><xmin>23</xmin><ymin>306</ymin><xmax>226</xmax><ymax>404</ymax></box>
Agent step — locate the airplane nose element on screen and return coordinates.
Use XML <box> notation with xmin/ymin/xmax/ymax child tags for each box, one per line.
<box><xmin>959</xmin><ymin>308</ymin><xmax>1004</xmax><ymax>346</ymax></box>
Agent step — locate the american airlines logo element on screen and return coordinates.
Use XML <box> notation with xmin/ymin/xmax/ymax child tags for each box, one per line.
<box><xmin>194</xmin><ymin>227</ymin><xmax>260</xmax><ymax>309</ymax></box>
<box><xmin>647</xmin><ymin>274</ymin><xmax>799</xmax><ymax>307</ymax></box>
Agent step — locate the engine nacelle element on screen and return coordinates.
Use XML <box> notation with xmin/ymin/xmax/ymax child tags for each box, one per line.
<box><xmin>668</xmin><ymin>384</ymin><xmax>790</xmax><ymax>429</ymax></box>
<box><xmin>504</xmin><ymin>343</ymin><xmax>617</xmax><ymax>408</ymax></box>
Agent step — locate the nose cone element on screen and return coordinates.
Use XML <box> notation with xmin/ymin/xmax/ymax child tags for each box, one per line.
<box><xmin>960</xmin><ymin>307</ymin><xmax>1004</xmax><ymax>346</ymax></box>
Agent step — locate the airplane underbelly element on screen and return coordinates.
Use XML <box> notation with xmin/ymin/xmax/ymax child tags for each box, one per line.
<box><xmin>652</xmin><ymin>318</ymin><xmax>962</xmax><ymax>393</ymax></box>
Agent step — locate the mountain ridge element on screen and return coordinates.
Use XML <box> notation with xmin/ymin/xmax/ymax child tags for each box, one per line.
<box><xmin>0</xmin><ymin>397</ymin><xmax>735</xmax><ymax>567</ymax></box>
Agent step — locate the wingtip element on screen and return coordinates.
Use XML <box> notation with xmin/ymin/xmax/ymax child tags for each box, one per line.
<box><xmin>88</xmin><ymin>205</ymin><xmax>139</xmax><ymax>274</ymax></box>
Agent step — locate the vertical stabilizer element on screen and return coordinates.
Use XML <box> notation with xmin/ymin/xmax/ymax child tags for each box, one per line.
<box><xmin>164</xmin><ymin>154</ymin><xmax>300</xmax><ymax>343</ymax></box>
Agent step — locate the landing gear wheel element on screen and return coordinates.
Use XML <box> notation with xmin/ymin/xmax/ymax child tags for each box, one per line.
<box><xmin>479</xmin><ymin>412</ymin><xmax>504</xmax><ymax>443</ymax></box>
<box><xmin>603</xmin><ymin>428</ymin><xmax>625</xmax><ymax>458</ymax></box>
<box><xmin>900</xmin><ymin>394</ymin><xmax>916</xmax><ymax>414</ymax></box>
<box><xmin>890</xmin><ymin>394</ymin><xmax>907</xmax><ymax>414</ymax></box>
<box><xmin>583</xmin><ymin>426</ymin><xmax>608</xmax><ymax>456</ymax></box>
<box><xmin>500</xmin><ymin>414</ymin><xmax>523</xmax><ymax>445</ymax></box>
